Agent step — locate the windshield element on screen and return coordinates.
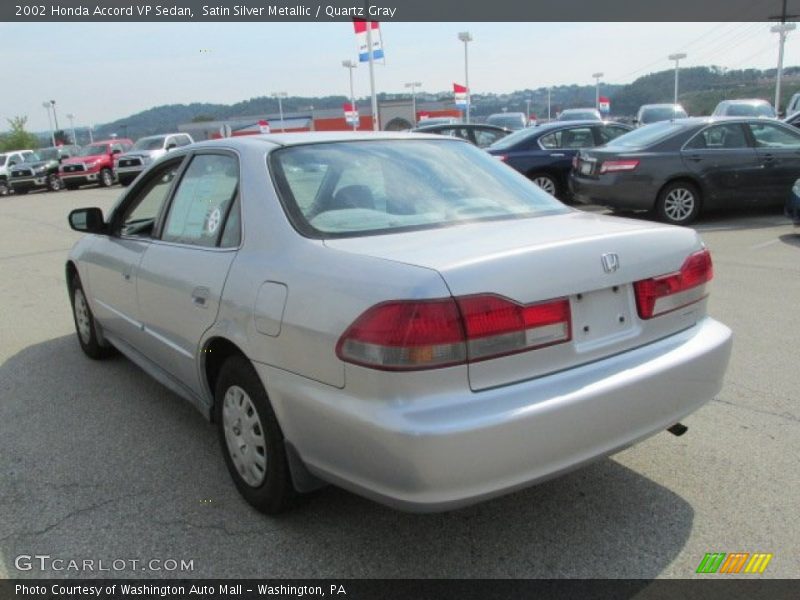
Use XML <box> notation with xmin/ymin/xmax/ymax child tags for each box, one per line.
<box><xmin>726</xmin><ymin>103</ymin><xmax>776</xmax><ymax>118</ymax></box>
<box><xmin>605</xmin><ymin>121</ymin><xmax>687</xmax><ymax>149</ymax></box>
<box><xmin>22</xmin><ymin>152</ymin><xmax>42</xmax><ymax>163</ymax></box>
<box><xmin>0</xmin><ymin>156</ymin><xmax>5</xmax><ymax>166</ymax></box>
<box><xmin>487</xmin><ymin>115</ymin><xmax>525</xmax><ymax>130</ymax></box>
<box><xmin>33</xmin><ymin>148</ymin><xmax>60</xmax><ymax>161</ymax></box>
<box><xmin>271</xmin><ymin>140</ymin><xmax>567</xmax><ymax>238</ymax></box>
<box><xmin>641</xmin><ymin>107</ymin><xmax>688</xmax><ymax>123</ymax></box>
<box><xmin>78</xmin><ymin>144</ymin><xmax>108</xmax><ymax>157</ymax></box>
<box><xmin>132</xmin><ymin>136</ymin><xmax>166</xmax><ymax>151</ymax></box>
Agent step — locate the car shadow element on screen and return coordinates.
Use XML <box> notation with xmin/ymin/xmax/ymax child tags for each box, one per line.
<box><xmin>779</xmin><ymin>233</ymin><xmax>800</xmax><ymax>248</ymax></box>
<box><xmin>0</xmin><ymin>335</ymin><xmax>693</xmax><ymax>584</ymax></box>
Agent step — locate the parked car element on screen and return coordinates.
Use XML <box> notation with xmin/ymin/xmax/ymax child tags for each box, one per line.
<box><xmin>412</xmin><ymin>123</ymin><xmax>511</xmax><ymax>148</ymax></box>
<box><xmin>784</xmin><ymin>92</ymin><xmax>800</xmax><ymax>116</ymax></box>
<box><xmin>59</xmin><ymin>139</ymin><xmax>134</xmax><ymax>189</ymax></box>
<box><xmin>711</xmin><ymin>99</ymin><xmax>776</xmax><ymax>118</ymax></box>
<box><xmin>557</xmin><ymin>108</ymin><xmax>603</xmax><ymax>121</ymax></box>
<box><xmin>416</xmin><ymin>117</ymin><xmax>460</xmax><ymax>127</ymax></box>
<box><xmin>782</xmin><ymin>110</ymin><xmax>800</xmax><ymax>129</ymax></box>
<box><xmin>570</xmin><ymin>117</ymin><xmax>800</xmax><ymax>225</ymax></box>
<box><xmin>8</xmin><ymin>145</ymin><xmax>79</xmax><ymax>194</ymax></box>
<box><xmin>0</xmin><ymin>150</ymin><xmax>36</xmax><ymax>196</ymax></box>
<box><xmin>486</xmin><ymin>120</ymin><xmax>633</xmax><ymax>197</ymax></box>
<box><xmin>787</xmin><ymin>178</ymin><xmax>800</xmax><ymax>226</ymax></box>
<box><xmin>65</xmin><ymin>132</ymin><xmax>731</xmax><ymax>513</ymax></box>
<box><xmin>115</xmin><ymin>133</ymin><xmax>194</xmax><ymax>186</ymax></box>
<box><xmin>634</xmin><ymin>104</ymin><xmax>688</xmax><ymax>126</ymax></box>
<box><xmin>486</xmin><ymin>112</ymin><xmax>528</xmax><ymax>130</ymax></box>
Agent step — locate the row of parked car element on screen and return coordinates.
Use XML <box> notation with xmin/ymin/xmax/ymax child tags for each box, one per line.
<box><xmin>0</xmin><ymin>132</ymin><xmax>194</xmax><ymax>196</ymax></box>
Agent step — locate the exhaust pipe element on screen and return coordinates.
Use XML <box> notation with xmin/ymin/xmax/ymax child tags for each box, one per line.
<box><xmin>667</xmin><ymin>422</ymin><xmax>688</xmax><ymax>437</ymax></box>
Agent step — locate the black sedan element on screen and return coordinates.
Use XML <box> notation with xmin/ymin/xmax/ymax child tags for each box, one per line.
<box><xmin>411</xmin><ymin>123</ymin><xmax>511</xmax><ymax>148</ymax></box>
<box><xmin>570</xmin><ymin>117</ymin><xmax>800</xmax><ymax>225</ymax></box>
<box><xmin>485</xmin><ymin>120</ymin><xmax>632</xmax><ymax>198</ymax></box>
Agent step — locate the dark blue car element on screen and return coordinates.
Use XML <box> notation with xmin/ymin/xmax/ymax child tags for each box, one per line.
<box><xmin>788</xmin><ymin>178</ymin><xmax>800</xmax><ymax>226</ymax></box>
<box><xmin>486</xmin><ymin>120</ymin><xmax>632</xmax><ymax>198</ymax></box>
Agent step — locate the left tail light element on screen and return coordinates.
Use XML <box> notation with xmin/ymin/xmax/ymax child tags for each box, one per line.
<box><xmin>634</xmin><ymin>248</ymin><xmax>713</xmax><ymax>319</ymax></box>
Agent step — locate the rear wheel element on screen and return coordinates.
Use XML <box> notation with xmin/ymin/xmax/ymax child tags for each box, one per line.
<box><xmin>656</xmin><ymin>181</ymin><xmax>701</xmax><ymax>225</ymax></box>
<box><xmin>215</xmin><ymin>356</ymin><xmax>295</xmax><ymax>514</ymax></box>
<box><xmin>48</xmin><ymin>174</ymin><xmax>63</xmax><ymax>192</ymax></box>
<box><xmin>529</xmin><ymin>172</ymin><xmax>560</xmax><ymax>198</ymax></box>
<box><xmin>99</xmin><ymin>168</ymin><xmax>114</xmax><ymax>188</ymax></box>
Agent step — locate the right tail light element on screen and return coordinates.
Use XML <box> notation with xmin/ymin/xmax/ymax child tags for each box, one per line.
<box><xmin>634</xmin><ymin>248</ymin><xmax>713</xmax><ymax>319</ymax></box>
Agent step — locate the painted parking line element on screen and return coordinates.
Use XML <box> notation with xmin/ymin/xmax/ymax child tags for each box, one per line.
<box><xmin>749</xmin><ymin>239</ymin><xmax>780</xmax><ymax>250</ymax></box>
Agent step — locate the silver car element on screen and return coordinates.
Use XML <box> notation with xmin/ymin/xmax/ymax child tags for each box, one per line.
<box><xmin>114</xmin><ymin>133</ymin><xmax>193</xmax><ymax>186</ymax></box>
<box><xmin>66</xmin><ymin>132</ymin><xmax>732</xmax><ymax>514</ymax></box>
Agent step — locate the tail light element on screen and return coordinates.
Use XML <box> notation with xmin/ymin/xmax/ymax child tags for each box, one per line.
<box><xmin>493</xmin><ymin>155</ymin><xmax>508</xmax><ymax>162</ymax></box>
<box><xmin>336</xmin><ymin>295</ymin><xmax>571</xmax><ymax>371</ymax></box>
<box><xmin>634</xmin><ymin>248</ymin><xmax>713</xmax><ymax>319</ymax></box>
<box><xmin>599</xmin><ymin>159</ymin><xmax>639</xmax><ymax>174</ymax></box>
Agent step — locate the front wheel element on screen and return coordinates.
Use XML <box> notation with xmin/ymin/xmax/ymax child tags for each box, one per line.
<box><xmin>656</xmin><ymin>181</ymin><xmax>701</xmax><ymax>225</ymax></box>
<box><xmin>215</xmin><ymin>356</ymin><xmax>295</xmax><ymax>514</ymax></box>
<box><xmin>69</xmin><ymin>275</ymin><xmax>115</xmax><ymax>359</ymax></box>
<box><xmin>0</xmin><ymin>179</ymin><xmax>9</xmax><ymax>196</ymax></box>
<box><xmin>48</xmin><ymin>174</ymin><xmax>63</xmax><ymax>192</ymax></box>
<box><xmin>99</xmin><ymin>168</ymin><xmax>114</xmax><ymax>187</ymax></box>
<box><xmin>529</xmin><ymin>172</ymin><xmax>560</xmax><ymax>198</ymax></box>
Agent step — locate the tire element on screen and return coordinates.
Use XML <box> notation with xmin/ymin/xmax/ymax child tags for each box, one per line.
<box><xmin>99</xmin><ymin>168</ymin><xmax>114</xmax><ymax>188</ymax></box>
<box><xmin>656</xmin><ymin>181</ymin><xmax>701</xmax><ymax>225</ymax></box>
<box><xmin>0</xmin><ymin>179</ymin><xmax>8</xmax><ymax>196</ymax></box>
<box><xmin>48</xmin><ymin>174</ymin><xmax>63</xmax><ymax>192</ymax></box>
<box><xmin>69</xmin><ymin>275</ymin><xmax>115</xmax><ymax>360</ymax></box>
<box><xmin>529</xmin><ymin>172</ymin><xmax>560</xmax><ymax>198</ymax></box>
<box><xmin>118</xmin><ymin>178</ymin><xmax>132</xmax><ymax>187</ymax></box>
<box><xmin>215</xmin><ymin>356</ymin><xmax>295</xmax><ymax>514</ymax></box>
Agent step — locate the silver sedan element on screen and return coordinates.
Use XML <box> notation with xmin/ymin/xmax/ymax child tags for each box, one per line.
<box><xmin>66</xmin><ymin>132</ymin><xmax>733</xmax><ymax>513</ymax></box>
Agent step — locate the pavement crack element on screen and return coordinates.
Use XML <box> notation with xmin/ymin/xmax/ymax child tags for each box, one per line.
<box><xmin>712</xmin><ymin>392</ymin><xmax>799</xmax><ymax>424</ymax></box>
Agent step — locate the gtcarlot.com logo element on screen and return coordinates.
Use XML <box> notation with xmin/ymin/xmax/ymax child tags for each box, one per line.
<box><xmin>14</xmin><ymin>554</ymin><xmax>194</xmax><ymax>572</ymax></box>
<box><xmin>696</xmin><ymin>552</ymin><xmax>773</xmax><ymax>574</ymax></box>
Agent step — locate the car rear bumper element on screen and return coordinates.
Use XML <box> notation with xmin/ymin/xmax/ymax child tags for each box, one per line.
<box><xmin>258</xmin><ymin>317</ymin><xmax>732</xmax><ymax>512</ymax></box>
<box><xmin>569</xmin><ymin>174</ymin><xmax>656</xmax><ymax>210</ymax></box>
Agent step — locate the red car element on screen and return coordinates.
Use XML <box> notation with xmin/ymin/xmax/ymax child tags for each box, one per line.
<box><xmin>60</xmin><ymin>139</ymin><xmax>133</xmax><ymax>189</ymax></box>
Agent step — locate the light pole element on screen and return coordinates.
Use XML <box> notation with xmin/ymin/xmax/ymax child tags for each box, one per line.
<box><xmin>592</xmin><ymin>72</ymin><xmax>603</xmax><ymax>109</ymax></box>
<box><xmin>458</xmin><ymin>31</ymin><xmax>473</xmax><ymax>123</ymax></box>
<box><xmin>668</xmin><ymin>53</ymin><xmax>687</xmax><ymax>105</ymax></box>
<box><xmin>50</xmin><ymin>100</ymin><xmax>60</xmax><ymax>137</ymax></box>
<box><xmin>88</xmin><ymin>124</ymin><xmax>94</xmax><ymax>143</ymax></box>
<box><xmin>66</xmin><ymin>113</ymin><xmax>77</xmax><ymax>145</ymax></box>
<box><xmin>42</xmin><ymin>101</ymin><xmax>55</xmax><ymax>147</ymax></box>
<box><xmin>271</xmin><ymin>92</ymin><xmax>288</xmax><ymax>132</ymax></box>
<box><xmin>526</xmin><ymin>97</ymin><xmax>532</xmax><ymax>121</ymax></box>
<box><xmin>405</xmin><ymin>81</ymin><xmax>421</xmax><ymax>126</ymax></box>
<box><xmin>342</xmin><ymin>60</ymin><xmax>358</xmax><ymax>131</ymax></box>
<box><xmin>547</xmin><ymin>88</ymin><xmax>552</xmax><ymax>121</ymax></box>
<box><xmin>771</xmin><ymin>23</ymin><xmax>796</xmax><ymax>114</ymax></box>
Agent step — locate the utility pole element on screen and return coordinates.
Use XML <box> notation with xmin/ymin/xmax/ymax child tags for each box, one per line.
<box><xmin>668</xmin><ymin>53</ymin><xmax>687</xmax><ymax>105</ymax></box>
<box><xmin>458</xmin><ymin>32</ymin><xmax>473</xmax><ymax>123</ymax></box>
<box><xmin>547</xmin><ymin>88</ymin><xmax>551</xmax><ymax>120</ymax></box>
<box><xmin>405</xmin><ymin>81</ymin><xmax>422</xmax><ymax>126</ymax></box>
<box><xmin>526</xmin><ymin>97</ymin><xmax>532</xmax><ymax>121</ymax></box>
<box><xmin>271</xmin><ymin>92</ymin><xmax>287</xmax><ymax>132</ymax></box>
<box><xmin>592</xmin><ymin>73</ymin><xmax>603</xmax><ymax>109</ymax></box>
<box><xmin>770</xmin><ymin>0</ymin><xmax>799</xmax><ymax>115</ymax></box>
<box><xmin>42</xmin><ymin>101</ymin><xmax>55</xmax><ymax>147</ymax></box>
<box><xmin>366</xmin><ymin>24</ymin><xmax>379</xmax><ymax>131</ymax></box>
<box><xmin>50</xmin><ymin>100</ymin><xmax>59</xmax><ymax>135</ymax></box>
<box><xmin>343</xmin><ymin>60</ymin><xmax>358</xmax><ymax>131</ymax></box>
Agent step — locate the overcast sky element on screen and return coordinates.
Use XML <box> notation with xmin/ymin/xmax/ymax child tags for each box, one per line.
<box><xmin>2</xmin><ymin>21</ymin><xmax>798</xmax><ymax>131</ymax></box>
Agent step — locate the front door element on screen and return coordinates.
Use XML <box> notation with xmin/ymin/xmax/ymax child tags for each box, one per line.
<box><xmin>746</xmin><ymin>120</ymin><xmax>800</xmax><ymax>205</ymax></box>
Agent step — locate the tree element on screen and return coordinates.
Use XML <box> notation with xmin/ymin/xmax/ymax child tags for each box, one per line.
<box><xmin>191</xmin><ymin>114</ymin><xmax>215</xmax><ymax>122</ymax></box>
<box><xmin>0</xmin><ymin>116</ymin><xmax>39</xmax><ymax>152</ymax></box>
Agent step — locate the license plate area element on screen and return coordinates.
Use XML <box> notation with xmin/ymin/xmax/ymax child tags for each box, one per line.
<box><xmin>571</xmin><ymin>285</ymin><xmax>636</xmax><ymax>351</ymax></box>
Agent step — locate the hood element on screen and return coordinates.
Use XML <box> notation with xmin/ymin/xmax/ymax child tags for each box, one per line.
<box><xmin>61</xmin><ymin>154</ymin><xmax>104</xmax><ymax>165</ymax></box>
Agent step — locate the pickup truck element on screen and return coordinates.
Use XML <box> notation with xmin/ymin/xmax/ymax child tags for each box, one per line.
<box><xmin>114</xmin><ymin>132</ymin><xmax>193</xmax><ymax>186</ymax></box>
<box><xmin>59</xmin><ymin>139</ymin><xmax>133</xmax><ymax>189</ymax></box>
<box><xmin>8</xmin><ymin>145</ymin><xmax>80</xmax><ymax>194</ymax></box>
<box><xmin>0</xmin><ymin>150</ymin><xmax>36</xmax><ymax>195</ymax></box>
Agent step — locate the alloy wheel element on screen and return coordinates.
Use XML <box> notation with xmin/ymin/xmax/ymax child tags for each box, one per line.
<box><xmin>533</xmin><ymin>176</ymin><xmax>557</xmax><ymax>196</ymax></box>
<box><xmin>663</xmin><ymin>187</ymin><xmax>696</xmax><ymax>223</ymax></box>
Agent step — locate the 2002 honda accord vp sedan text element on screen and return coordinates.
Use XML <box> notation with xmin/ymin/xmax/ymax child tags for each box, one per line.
<box><xmin>66</xmin><ymin>132</ymin><xmax>732</xmax><ymax>514</ymax></box>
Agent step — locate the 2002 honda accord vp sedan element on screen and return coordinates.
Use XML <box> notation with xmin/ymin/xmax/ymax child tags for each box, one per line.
<box><xmin>66</xmin><ymin>132</ymin><xmax>732</xmax><ymax>514</ymax></box>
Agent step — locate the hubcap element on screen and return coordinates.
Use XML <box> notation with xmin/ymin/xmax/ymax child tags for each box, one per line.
<box><xmin>533</xmin><ymin>176</ymin><xmax>556</xmax><ymax>195</ymax></box>
<box><xmin>73</xmin><ymin>289</ymin><xmax>92</xmax><ymax>344</ymax></box>
<box><xmin>222</xmin><ymin>386</ymin><xmax>267</xmax><ymax>487</ymax></box>
<box><xmin>664</xmin><ymin>188</ymin><xmax>695</xmax><ymax>222</ymax></box>
<box><xmin>50</xmin><ymin>175</ymin><xmax>62</xmax><ymax>191</ymax></box>
<box><xmin>102</xmin><ymin>171</ymin><xmax>112</xmax><ymax>186</ymax></box>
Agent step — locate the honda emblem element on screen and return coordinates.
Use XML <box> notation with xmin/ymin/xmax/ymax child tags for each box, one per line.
<box><xmin>601</xmin><ymin>253</ymin><xmax>620</xmax><ymax>273</ymax></box>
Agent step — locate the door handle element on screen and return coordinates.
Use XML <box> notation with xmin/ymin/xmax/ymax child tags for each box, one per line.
<box><xmin>762</xmin><ymin>154</ymin><xmax>776</xmax><ymax>163</ymax></box>
<box><xmin>687</xmin><ymin>154</ymin><xmax>703</xmax><ymax>162</ymax></box>
<box><xmin>191</xmin><ymin>286</ymin><xmax>210</xmax><ymax>308</ymax></box>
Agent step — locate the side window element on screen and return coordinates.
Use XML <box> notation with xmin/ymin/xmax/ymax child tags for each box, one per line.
<box><xmin>219</xmin><ymin>198</ymin><xmax>241</xmax><ymax>248</ymax></box>
<box><xmin>473</xmin><ymin>129</ymin><xmax>505</xmax><ymax>148</ymax></box>
<box><xmin>598</xmin><ymin>126</ymin><xmax>630</xmax><ymax>144</ymax></box>
<box><xmin>119</xmin><ymin>160</ymin><xmax>183</xmax><ymax>237</ymax></box>
<box><xmin>539</xmin><ymin>132</ymin><xmax>562</xmax><ymax>149</ymax></box>
<box><xmin>748</xmin><ymin>122</ymin><xmax>800</xmax><ymax>148</ymax></box>
<box><xmin>161</xmin><ymin>154</ymin><xmax>239</xmax><ymax>247</ymax></box>
<box><xmin>560</xmin><ymin>127</ymin><xmax>595</xmax><ymax>149</ymax></box>
<box><xmin>686</xmin><ymin>124</ymin><xmax>749</xmax><ymax>150</ymax></box>
<box><xmin>178</xmin><ymin>135</ymin><xmax>192</xmax><ymax>147</ymax></box>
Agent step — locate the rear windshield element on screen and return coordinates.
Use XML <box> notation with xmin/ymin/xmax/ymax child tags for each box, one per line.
<box><xmin>559</xmin><ymin>110</ymin><xmax>600</xmax><ymax>121</ymax></box>
<box><xmin>725</xmin><ymin>103</ymin><xmax>775</xmax><ymax>118</ymax></box>
<box><xmin>641</xmin><ymin>107</ymin><xmax>688</xmax><ymax>123</ymax></box>
<box><xmin>604</xmin><ymin>121</ymin><xmax>686</xmax><ymax>149</ymax></box>
<box><xmin>486</xmin><ymin>127</ymin><xmax>537</xmax><ymax>150</ymax></box>
<box><xmin>270</xmin><ymin>140</ymin><xmax>567</xmax><ymax>238</ymax></box>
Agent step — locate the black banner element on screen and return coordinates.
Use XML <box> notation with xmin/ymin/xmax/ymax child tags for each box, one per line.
<box><xmin>2</xmin><ymin>0</ymin><xmax>797</xmax><ymax>22</ymax></box>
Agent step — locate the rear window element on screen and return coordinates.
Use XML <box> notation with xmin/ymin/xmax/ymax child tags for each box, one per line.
<box><xmin>270</xmin><ymin>140</ymin><xmax>567</xmax><ymax>238</ymax></box>
<box><xmin>724</xmin><ymin>103</ymin><xmax>775</xmax><ymax>118</ymax></box>
<box><xmin>641</xmin><ymin>106</ymin><xmax>688</xmax><ymax>123</ymax></box>
<box><xmin>604</xmin><ymin>121</ymin><xmax>687</xmax><ymax>149</ymax></box>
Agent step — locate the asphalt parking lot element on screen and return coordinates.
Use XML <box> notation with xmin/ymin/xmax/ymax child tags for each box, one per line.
<box><xmin>0</xmin><ymin>186</ymin><xmax>797</xmax><ymax>579</ymax></box>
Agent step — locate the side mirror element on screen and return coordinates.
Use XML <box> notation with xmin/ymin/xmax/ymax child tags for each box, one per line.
<box><xmin>166</xmin><ymin>143</ymin><xmax>177</xmax><ymax>151</ymax></box>
<box><xmin>68</xmin><ymin>207</ymin><xmax>106</xmax><ymax>234</ymax></box>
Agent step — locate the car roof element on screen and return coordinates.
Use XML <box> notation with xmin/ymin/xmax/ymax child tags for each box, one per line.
<box><xmin>187</xmin><ymin>131</ymin><xmax>456</xmax><ymax>151</ymax></box>
<box><xmin>532</xmin><ymin>119</ymin><xmax>625</xmax><ymax>132</ymax></box>
<box><xmin>718</xmin><ymin>98</ymin><xmax>771</xmax><ymax>105</ymax></box>
<box><xmin>639</xmin><ymin>103</ymin><xmax>684</xmax><ymax>109</ymax></box>
<box><xmin>413</xmin><ymin>123</ymin><xmax>510</xmax><ymax>132</ymax></box>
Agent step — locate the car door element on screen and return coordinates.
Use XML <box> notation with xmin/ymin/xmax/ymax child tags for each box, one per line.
<box><xmin>540</xmin><ymin>126</ymin><xmax>595</xmax><ymax>170</ymax></box>
<box><xmin>681</xmin><ymin>123</ymin><xmax>761</xmax><ymax>207</ymax></box>
<box><xmin>135</xmin><ymin>151</ymin><xmax>241</xmax><ymax>396</ymax></box>
<box><xmin>81</xmin><ymin>158</ymin><xmax>185</xmax><ymax>348</ymax></box>
<box><xmin>746</xmin><ymin>120</ymin><xmax>800</xmax><ymax>204</ymax></box>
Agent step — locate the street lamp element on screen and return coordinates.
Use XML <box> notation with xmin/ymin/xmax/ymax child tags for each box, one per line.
<box><xmin>66</xmin><ymin>113</ymin><xmax>77</xmax><ymax>145</ymax></box>
<box><xmin>771</xmin><ymin>23</ymin><xmax>796</xmax><ymax>114</ymax></box>
<box><xmin>592</xmin><ymin>72</ymin><xmax>603</xmax><ymax>110</ymax></box>
<box><xmin>271</xmin><ymin>91</ymin><xmax>288</xmax><ymax>132</ymax></box>
<box><xmin>342</xmin><ymin>60</ymin><xmax>358</xmax><ymax>131</ymax></box>
<box><xmin>405</xmin><ymin>81</ymin><xmax>422</xmax><ymax>126</ymax></box>
<box><xmin>458</xmin><ymin>31</ymin><xmax>473</xmax><ymax>123</ymax></box>
<box><xmin>50</xmin><ymin>100</ymin><xmax>60</xmax><ymax>135</ymax></box>
<box><xmin>42</xmin><ymin>101</ymin><xmax>55</xmax><ymax>147</ymax></box>
<box><xmin>668</xmin><ymin>53</ymin><xmax>688</xmax><ymax>105</ymax></box>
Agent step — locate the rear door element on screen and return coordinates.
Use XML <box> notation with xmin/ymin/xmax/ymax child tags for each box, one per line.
<box><xmin>135</xmin><ymin>151</ymin><xmax>241</xmax><ymax>396</ymax></box>
<box><xmin>681</xmin><ymin>123</ymin><xmax>761</xmax><ymax>206</ymax></box>
<box><xmin>746</xmin><ymin>121</ymin><xmax>800</xmax><ymax>204</ymax></box>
